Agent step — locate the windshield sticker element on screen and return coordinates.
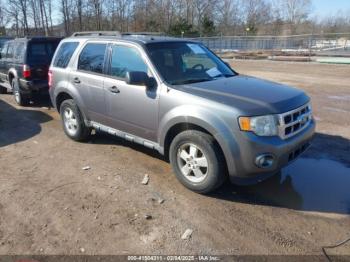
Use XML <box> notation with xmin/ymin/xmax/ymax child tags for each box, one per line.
<box><xmin>206</xmin><ymin>67</ymin><xmax>222</xmax><ymax>78</ymax></box>
<box><xmin>187</xmin><ymin>44</ymin><xmax>206</xmax><ymax>54</ymax></box>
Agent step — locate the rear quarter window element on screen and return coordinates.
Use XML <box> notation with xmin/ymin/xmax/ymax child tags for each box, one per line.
<box><xmin>53</xmin><ymin>42</ymin><xmax>79</xmax><ymax>68</ymax></box>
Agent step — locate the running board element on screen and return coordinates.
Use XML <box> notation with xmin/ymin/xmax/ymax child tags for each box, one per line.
<box><xmin>90</xmin><ymin>121</ymin><xmax>163</xmax><ymax>153</ymax></box>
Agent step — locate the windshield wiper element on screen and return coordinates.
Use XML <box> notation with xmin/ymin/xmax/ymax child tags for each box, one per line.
<box><xmin>210</xmin><ymin>73</ymin><xmax>236</xmax><ymax>79</ymax></box>
<box><xmin>171</xmin><ymin>78</ymin><xmax>212</xmax><ymax>85</ymax></box>
<box><xmin>224</xmin><ymin>74</ymin><xmax>236</xmax><ymax>78</ymax></box>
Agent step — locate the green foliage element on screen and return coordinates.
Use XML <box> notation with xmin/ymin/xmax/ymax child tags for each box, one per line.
<box><xmin>201</xmin><ymin>15</ymin><xmax>216</xmax><ymax>36</ymax></box>
<box><xmin>168</xmin><ymin>18</ymin><xmax>199</xmax><ymax>37</ymax></box>
<box><xmin>146</xmin><ymin>20</ymin><xmax>160</xmax><ymax>32</ymax></box>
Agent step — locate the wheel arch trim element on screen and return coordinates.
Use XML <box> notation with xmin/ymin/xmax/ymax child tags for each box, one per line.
<box><xmin>159</xmin><ymin>108</ymin><xmax>240</xmax><ymax>177</ymax></box>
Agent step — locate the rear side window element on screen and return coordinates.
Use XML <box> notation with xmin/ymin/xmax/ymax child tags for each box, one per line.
<box><xmin>0</xmin><ymin>39</ymin><xmax>11</xmax><ymax>51</ymax></box>
<box><xmin>14</xmin><ymin>42</ymin><xmax>25</xmax><ymax>61</ymax></box>
<box><xmin>6</xmin><ymin>43</ymin><xmax>14</xmax><ymax>59</ymax></box>
<box><xmin>78</xmin><ymin>43</ymin><xmax>107</xmax><ymax>74</ymax></box>
<box><xmin>53</xmin><ymin>42</ymin><xmax>79</xmax><ymax>68</ymax></box>
<box><xmin>27</xmin><ymin>41</ymin><xmax>59</xmax><ymax>64</ymax></box>
<box><xmin>0</xmin><ymin>43</ymin><xmax>8</xmax><ymax>58</ymax></box>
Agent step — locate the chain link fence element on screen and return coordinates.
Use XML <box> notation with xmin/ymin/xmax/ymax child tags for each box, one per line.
<box><xmin>187</xmin><ymin>33</ymin><xmax>350</xmax><ymax>57</ymax></box>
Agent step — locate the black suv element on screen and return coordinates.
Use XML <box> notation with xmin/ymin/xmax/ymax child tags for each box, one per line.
<box><xmin>0</xmin><ymin>37</ymin><xmax>61</xmax><ymax>105</ymax></box>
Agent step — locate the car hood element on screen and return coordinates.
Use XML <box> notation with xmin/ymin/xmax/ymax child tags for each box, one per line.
<box><xmin>174</xmin><ymin>75</ymin><xmax>309</xmax><ymax>115</ymax></box>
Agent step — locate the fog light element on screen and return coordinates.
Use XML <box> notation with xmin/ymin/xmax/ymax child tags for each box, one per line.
<box><xmin>255</xmin><ymin>154</ymin><xmax>275</xmax><ymax>168</ymax></box>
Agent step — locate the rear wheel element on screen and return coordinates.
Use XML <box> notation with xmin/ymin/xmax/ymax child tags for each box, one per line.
<box><xmin>169</xmin><ymin>130</ymin><xmax>226</xmax><ymax>194</ymax></box>
<box><xmin>60</xmin><ymin>99</ymin><xmax>91</xmax><ymax>142</ymax></box>
<box><xmin>12</xmin><ymin>78</ymin><xmax>29</xmax><ymax>106</ymax></box>
<box><xmin>0</xmin><ymin>85</ymin><xmax>7</xmax><ymax>94</ymax></box>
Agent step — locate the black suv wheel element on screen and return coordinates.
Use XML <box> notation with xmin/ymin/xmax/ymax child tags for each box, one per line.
<box><xmin>60</xmin><ymin>99</ymin><xmax>91</xmax><ymax>141</ymax></box>
<box><xmin>12</xmin><ymin>78</ymin><xmax>29</xmax><ymax>106</ymax></box>
<box><xmin>169</xmin><ymin>130</ymin><xmax>226</xmax><ymax>194</ymax></box>
<box><xmin>0</xmin><ymin>85</ymin><xmax>7</xmax><ymax>94</ymax></box>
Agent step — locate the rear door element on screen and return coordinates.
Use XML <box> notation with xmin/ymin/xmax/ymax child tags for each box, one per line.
<box><xmin>0</xmin><ymin>42</ymin><xmax>8</xmax><ymax>81</ymax></box>
<box><xmin>12</xmin><ymin>41</ymin><xmax>26</xmax><ymax>77</ymax></box>
<box><xmin>71</xmin><ymin>42</ymin><xmax>108</xmax><ymax>124</ymax></box>
<box><xmin>2</xmin><ymin>42</ymin><xmax>14</xmax><ymax>83</ymax></box>
<box><xmin>26</xmin><ymin>40</ymin><xmax>60</xmax><ymax>81</ymax></box>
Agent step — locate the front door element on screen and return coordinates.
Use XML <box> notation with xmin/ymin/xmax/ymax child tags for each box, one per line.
<box><xmin>104</xmin><ymin>44</ymin><xmax>159</xmax><ymax>142</ymax></box>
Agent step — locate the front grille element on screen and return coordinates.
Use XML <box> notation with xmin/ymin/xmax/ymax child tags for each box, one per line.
<box><xmin>278</xmin><ymin>103</ymin><xmax>312</xmax><ymax>139</ymax></box>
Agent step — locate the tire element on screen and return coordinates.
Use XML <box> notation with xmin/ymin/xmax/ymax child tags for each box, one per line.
<box><xmin>12</xmin><ymin>78</ymin><xmax>29</xmax><ymax>106</ymax></box>
<box><xmin>0</xmin><ymin>85</ymin><xmax>7</xmax><ymax>94</ymax></box>
<box><xmin>169</xmin><ymin>130</ymin><xmax>226</xmax><ymax>194</ymax></box>
<box><xmin>60</xmin><ymin>99</ymin><xmax>91</xmax><ymax>142</ymax></box>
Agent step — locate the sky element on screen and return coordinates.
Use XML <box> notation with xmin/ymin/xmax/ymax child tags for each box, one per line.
<box><xmin>48</xmin><ymin>0</ymin><xmax>350</xmax><ymax>25</ymax></box>
<box><xmin>312</xmin><ymin>0</ymin><xmax>350</xmax><ymax>18</ymax></box>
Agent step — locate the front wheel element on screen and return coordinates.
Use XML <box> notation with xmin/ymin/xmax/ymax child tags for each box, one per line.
<box><xmin>60</xmin><ymin>99</ymin><xmax>91</xmax><ymax>142</ymax></box>
<box><xmin>169</xmin><ymin>130</ymin><xmax>226</xmax><ymax>194</ymax></box>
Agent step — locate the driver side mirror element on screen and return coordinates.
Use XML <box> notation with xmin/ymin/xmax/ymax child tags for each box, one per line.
<box><xmin>125</xmin><ymin>71</ymin><xmax>157</xmax><ymax>89</ymax></box>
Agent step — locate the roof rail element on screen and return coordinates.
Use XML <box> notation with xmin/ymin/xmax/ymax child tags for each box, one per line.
<box><xmin>72</xmin><ymin>31</ymin><xmax>121</xmax><ymax>37</ymax></box>
<box><xmin>122</xmin><ymin>32</ymin><xmax>166</xmax><ymax>37</ymax></box>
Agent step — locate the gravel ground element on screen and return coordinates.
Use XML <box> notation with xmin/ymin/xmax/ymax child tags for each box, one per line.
<box><xmin>0</xmin><ymin>60</ymin><xmax>349</xmax><ymax>256</ymax></box>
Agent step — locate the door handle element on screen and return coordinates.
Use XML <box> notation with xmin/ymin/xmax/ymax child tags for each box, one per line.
<box><xmin>109</xmin><ymin>86</ymin><xmax>120</xmax><ymax>93</ymax></box>
<box><xmin>73</xmin><ymin>77</ymin><xmax>81</xmax><ymax>84</ymax></box>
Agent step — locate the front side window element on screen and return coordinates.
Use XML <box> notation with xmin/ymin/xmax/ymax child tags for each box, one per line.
<box><xmin>78</xmin><ymin>43</ymin><xmax>107</xmax><ymax>74</ymax></box>
<box><xmin>146</xmin><ymin>42</ymin><xmax>236</xmax><ymax>85</ymax></box>
<box><xmin>53</xmin><ymin>42</ymin><xmax>79</xmax><ymax>68</ymax></box>
<box><xmin>109</xmin><ymin>45</ymin><xmax>148</xmax><ymax>79</ymax></box>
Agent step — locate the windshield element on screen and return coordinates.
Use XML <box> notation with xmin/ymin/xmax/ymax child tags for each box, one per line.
<box><xmin>146</xmin><ymin>42</ymin><xmax>236</xmax><ymax>85</ymax></box>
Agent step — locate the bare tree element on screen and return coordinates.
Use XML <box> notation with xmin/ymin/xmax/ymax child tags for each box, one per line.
<box><xmin>276</xmin><ymin>0</ymin><xmax>312</xmax><ymax>34</ymax></box>
<box><xmin>89</xmin><ymin>0</ymin><xmax>103</xmax><ymax>30</ymax></box>
<box><xmin>2</xmin><ymin>0</ymin><xmax>350</xmax><ymax>38</ymax></box>
<box><xmin>0</xmin><ymin>0</ymin><xmax>11</xmax><ymax>32</ymax></box>
<box><xmin>61</xmin><ymin>0</ymin><xmax>72</xmax><ymax>35</ymax></box>
<box><xmin>242</xmin><ymin>0</ymin><xmax>272</xmax><ymax>34</ymax></box>
<box><xmin>216</xmin><ymin>0</ymin><xmax>242</xmax><ymax>35</ymax></box>
<box><xmin>38</xmin><ymin>0</ymin><xmax>50</xmax><ymax>35</ymax></box>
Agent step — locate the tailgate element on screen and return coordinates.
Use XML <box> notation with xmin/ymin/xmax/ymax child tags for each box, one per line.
<box><xmin>27</xmin><ymin>41</ymin><xmax>59</xmax><ymax>80</ymax></box>
<box><xmin>30</xmin><ymin>65</ymin><xmax>49</xmax><ymax>80</ymax></box>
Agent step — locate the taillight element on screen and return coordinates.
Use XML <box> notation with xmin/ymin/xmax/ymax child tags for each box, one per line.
<box><xmin>48</xmin><ymin>70</ymin><xmax>53</xmax><ymax>89</ymax></box>
<box><xmin>23</xmin><ymin>64</ymin><xmax>31</xmax><ymax>78</ymax></box>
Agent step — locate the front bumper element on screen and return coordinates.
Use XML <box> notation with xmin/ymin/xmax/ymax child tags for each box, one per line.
<box><xmin>228</xmin><ymin>119</ymin><xmax>315</xmax><ymax>185</ymax></box>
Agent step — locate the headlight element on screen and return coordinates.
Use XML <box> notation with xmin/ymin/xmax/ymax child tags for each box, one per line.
<box><xmin>238</xmin><ymin>115</ymin><xmax>278</xmax><ymax>136</ymax></box>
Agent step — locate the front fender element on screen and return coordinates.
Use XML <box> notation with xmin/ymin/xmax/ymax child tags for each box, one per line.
<box><xmin>158</xmin><ymin>105</ymin><xmax>240</xmax><ymax>177</ymax></box>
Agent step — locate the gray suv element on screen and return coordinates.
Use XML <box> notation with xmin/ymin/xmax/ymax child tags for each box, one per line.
<box><xmin>49</xmin><ymin>32</ymin><xmax>315</xmax><ymax>193</ymax></box>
